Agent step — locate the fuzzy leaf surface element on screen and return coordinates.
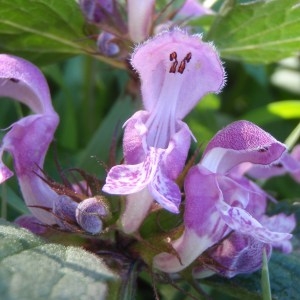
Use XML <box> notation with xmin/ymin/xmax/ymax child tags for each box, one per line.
<box><xmin>0</xmin><ymin>219</ymin><xmax>119</xmax><ymax>300</ymax></box>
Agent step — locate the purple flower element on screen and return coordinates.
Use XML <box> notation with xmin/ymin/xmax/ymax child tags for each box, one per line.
<box><xmin>102</xmin><ymin>29</ymin><xmax>225</xmax><ymax>233</ymax></box>
<box><xmin>0</xmin><ymin>54</ymin><xmax>60</xmax><ymax>225</ymax></box>
<box><xmin>154</xmin><ymin>120</ymin><xmax>294</xmax><ymax>273</ymax></box>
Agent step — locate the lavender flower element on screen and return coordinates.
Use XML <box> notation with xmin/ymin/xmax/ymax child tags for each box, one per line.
<box><xmin>154</xmin><ymin>121</ymin><xmax>295</xmax><ymax>273</ymax></box>
<box><xmin>0</xmin><ymin>54</ymin><xmax>60</xmax><ymax>224</ymax></box>
<box><xmin>102</xmin><ymin>29</ymin><xmax>225</xmax><ymax>233</ymax></box>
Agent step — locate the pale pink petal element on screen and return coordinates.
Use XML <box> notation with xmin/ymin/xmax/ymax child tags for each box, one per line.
<box><xmin>150</xmin><ymin>170</ymin><xmax>181</xmax><ymax>213</ymax></box>
<box><xmin>131</xmin><ymin>29</ymin><xmax>225</xmax><ymax>119</ymax></box>
<box><xmin>193</xmin><ymin>233</ymin><xmax>272</xmax><ymax>279</ymax></box>
<box><xmin>260</xmin><ymin>213</ymin><xmax>296</xmax><ymax>253</ymax></box>
<box><xmin>154</xmin><ymin>228</ymin><xmax>215</xmax><ymax>273</ymax></box>
<box><xmin>127</xmin><ymin>0</ymin><xmax>155</xmax><ymax>42</ymax></box>
<box><xmin>154</xmin><ymin>165</ymin><xmax>227</xmax><ymax>273</ymax></box>
<box><xmin>217</xmin><ymin>201</ymin><xmax>292</xmax><ymax>243</ymax></box>
<box><xmin>103</xmin><ymin>147</ymin><xmax>162</xmax><ymax>194</ymax></box>
<box><xmin>123</xmin><ymin>110</ymin><xmax>149</xmax><ymax>164</ymax></box>
<box><xmin>162</xmin><ymin>120</ymin><xmax>192</xmax><ymax>180</ymax></box>
<box><xmin>120</xmin><ymin>188</ymin><xmax>153</xmax><ymax>234</ymax></box>
<box><xmin>202</xmin><ymin>120</ymin><xmax>286</xmax><ymax>174</ymax></box>
<box><xmin>184</xmin><ymin>165</ymin><xmax>226</xmax><ymax>237</ymax></box>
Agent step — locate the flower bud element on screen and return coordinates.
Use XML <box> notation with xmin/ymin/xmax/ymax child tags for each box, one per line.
<box><xmin>79</xmin><ymin>0</ymin><xmax>113</xmax><ymax>23</ymax></box>
<box><xmin>97</xmin><ymin>32</ymin><xmax>120</xmax><ymax>57</ymax></box>
<box><xmin>53</xmin><ymin>196</ymin><xmax>78</xmax><ymax>229</ymax></box>
<box><xmin>76</xmin><ymin>197</ymin><xmax>109</xmax><ymax>234</ymax></box>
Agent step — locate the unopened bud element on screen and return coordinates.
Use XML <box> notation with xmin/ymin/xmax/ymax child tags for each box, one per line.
<box><xmin>76</xmin><ymin>197</ymin><xmax>109</xmax><ymax>234</ymax></box>
<box><xmin>79</xmin><ymin>0</ymin><xmax>113</xmax><ymax>23</ymax></box>
<box><xmin>53</xmin><ymin>196</ymin><xmax>78</xmax><ymax>229</ymax></box>
<box><xmin>97</xmin><ymin>32</ymin><xmax>120</xmax><ymax>57</ymax></box>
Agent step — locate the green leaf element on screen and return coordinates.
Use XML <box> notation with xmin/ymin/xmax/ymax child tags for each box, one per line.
<box><xmin>202</xmin><ymin>252</ymin><xmax>300</xmax><ymax>300</ymax></box>
<box><xmin>242</xmin><ymin>100</ymin><xmax>300</xmax><ymax>125</ymax></box>
<box><xmin>76</xmin><ymin>96</ymin><xmax>136</xmax><ymax>176</ymax></box>
<box><xmin>119</xmin><ymin>261</ymin><xmax>139</xmax><ymax>300</ymax></box>
<box><xmin>0</xmin><ymin>0</ymin><xmax>93</xmax><ymax>65</ymax></box>
<box><xmin>209</xmin><ymin>0</ymin><xmax>300</xmax><ymax>63</ymax></box>
<box><xmin>0</xmin><ymin>219</ymin><xmax>119</xmax><ymax>300</ymax></box>
<box><xmin>0</xmin><ymin>184</ymin><xmax>29</xmax><ymax>215</ymax></box>
<box><xmin>261</xmin><ymin>249</ymin><xmax>272</xmax><ymax>300</ymax></box>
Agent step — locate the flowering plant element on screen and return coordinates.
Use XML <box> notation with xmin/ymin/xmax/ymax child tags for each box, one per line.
<box><xmin>0</xmin><ymin>1</ymin><xmax>300</xmax><ymax>299</ymax></box>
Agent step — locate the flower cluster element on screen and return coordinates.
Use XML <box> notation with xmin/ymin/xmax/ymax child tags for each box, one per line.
<box><xmin>102</xmin><ymin>28</ymin><xmax>297</xmax><ymax>276</ymax></box>
<box><xmin>0</xmin><ymin>26</ymin><xmax>298</xmax><ymax>280</ymax></box>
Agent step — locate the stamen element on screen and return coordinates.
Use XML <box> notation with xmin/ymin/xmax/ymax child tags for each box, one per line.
<box><xmin>169</xmin><ymin>51</ymin><xmax>178</xmax><ymax>73</ymax></box>
<box><xmin>169</xmin><ymin>61</ymin><xmax>178</xmax><ymax>73</ymax></box>
<box><xmin>168</xmin><ymin>51</ymin><xmax>192</xmax><ymax>74</ymax></box>
<box><xmin>170</xmin><ymin>52</ymin><xmax>177</xmax><ymax>61</ymax></box>
<box><xmin>185</xmin><ymin>52</ymin><xmax>192</xmax><ymax>63</ymax></box>
<box><xmin>178</xmin><ymin>61</ymin><xmax>186</xmax><ymax>74</ymax></box>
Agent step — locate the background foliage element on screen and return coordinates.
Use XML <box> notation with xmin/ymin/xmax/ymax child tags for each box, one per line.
<box><xmin>0</xmin><ymin>0</ymin><xmax>299</xmax><ymax>299</ymax></box>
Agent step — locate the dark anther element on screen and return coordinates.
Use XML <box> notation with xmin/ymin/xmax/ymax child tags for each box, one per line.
<box><xmin>169</xmin><ymin>61</ymin><xmax>178</xmax><ymax>73</ymax></box>
<box><xmin>185</xmin><ymin>52</ymin><xmax>192</xmax><ymax>63</ymax></box>
<box><xmin>178</xmin><ymin>61</ymin><xmax>186</xmax><ymax>74</ymax></box>
<box><xmin>9</xmin><ymin>78</ymin><xmax>19</xmax><ymax>83</ymax></box>
<box><xmin>170</xmin><ymin>51</ymin><xmax>177</xmax><ymax>61</ymax></box>
<box><xmin>169</xmin><ymin>51</ymin><xmax>179</xmax><ymax>73</ymax></box>
<box><xmin>169</xmin><ymin>51</ymin><xmax>192</xmax><ymax>74</ymax></box>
